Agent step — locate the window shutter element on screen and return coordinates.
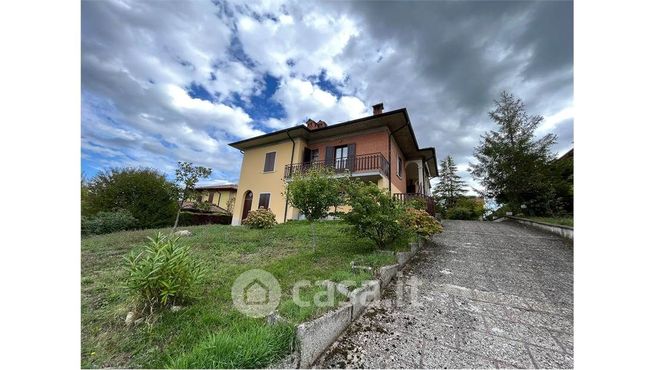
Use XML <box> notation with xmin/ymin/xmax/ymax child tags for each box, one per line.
<box><xmin>258</xmin><ymin>193</ymin><xmax>271</xmax><ymax>209</ymax></box>
<box><xmin>264</xmin><ymin>152</ymin><xmax>276</xmax><ymax>172</ymax></box>
<box><xmin>325</xmin><ymin>146</ymin><xmax>334</xmax><ymax>166</ymax></box>
<box><xmin>346</xmin><ymin>143</ymin><xmax>356</xmax><ymax>171</ymax></box>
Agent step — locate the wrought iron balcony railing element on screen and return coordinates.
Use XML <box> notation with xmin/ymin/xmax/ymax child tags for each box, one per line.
<box><xmin>284</xmin><ymin>152</ymin><xmax>390</xmax><ymax>179</ymax></box>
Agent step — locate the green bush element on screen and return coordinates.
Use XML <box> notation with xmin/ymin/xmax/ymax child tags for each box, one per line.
<box><xmin>243</xmin><ymin>208</ymin><xmax>277</xmax><ymax>229</ymax></box>
<box><xmin>446</xmin><ymin>197</ymin><xmax>485</xmax><ymax>220</ymax></box>
<box><xmin>405</xmin><ymin>197</ymin><xmax>428</xmax><ymax>211</ymax></box>
<box><xmin>84</xmin><ymin>167</ymin><xmax>178</xmax><ymax>229</ymax></box>
<box><xmin>401</xmin><ymin>208</ymin><xmax>443</xmax><ymax>236</ymax></box>
<box><xmin>81</xmin><ymin>210</ymin><xmax>137</xmax><ymax>235</ymax></box>
<box><xmin>343</xmin><ymin>181</ymin><xmax>405</xmax><ymax>249</ymax></box>
<box><xmin>124</xmin><ymin>233</ymin><xmax>206</xmax><ymax>309</ymax></box>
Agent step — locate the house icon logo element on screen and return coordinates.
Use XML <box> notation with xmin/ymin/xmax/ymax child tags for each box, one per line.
<box><xmin>231</xmin><ymin>269</ymin><xmax>281</xmax><ymax>318</ymax></box>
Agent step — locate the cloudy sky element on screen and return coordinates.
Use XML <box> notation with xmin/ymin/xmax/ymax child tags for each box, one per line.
<box><xmin>81</xmin><ymin>0</ymin><xmax>573</xmax><ymax>191</ymax></box>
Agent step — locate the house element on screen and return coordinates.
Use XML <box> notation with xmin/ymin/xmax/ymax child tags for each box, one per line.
<box><xmin>228</xmin><ymin>103</ymin><xmax>438</xmax><ymax>225</ymax></box>
<box><xmin>182</xmin><ymin>184</ymin><xmax>238</xmax><ymax>216</ymax></box>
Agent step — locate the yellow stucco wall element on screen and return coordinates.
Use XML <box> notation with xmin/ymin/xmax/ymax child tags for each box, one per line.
<box><xmin>232</xmin><ymin>138</ymin><xmax>307</xmax><ymax>225</ymax></box>
<box><xmin>200</xmin><ymin>190</ymin><xmax>236</xmax><ymax>210</ymax></box>
<box><xmin>231</xmin><ymin>136</ymin><xmax>413</xmax><ymax>225</ymax></box>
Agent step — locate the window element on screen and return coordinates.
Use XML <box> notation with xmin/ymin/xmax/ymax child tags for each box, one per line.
<box><xmin>258</xmin><ymin>193</ymin><xmax>271</xmax><ymax>209</ymax></box>
<box><xmin>310</xmin><ymin>149</ymin><xmax>319</xmax><ymax>163</ymax></box>
<box><xmin>264</xmin><ymin>152</ymin><xmax>276</xmax><ymax>172</ymax></box>
<box><xmin>397</xmin><ymin>156</ymin><xmax>403</xmax><ymax>177</ymax></box>
<box><xmin>208</xmin><ymin>192</ymin><xmax>215</xmax><ymax>204</ymax></box>
<box><xmin>334</xmin><ymin>145</ymin><xmax>349</xmax><ymax>169</ymax></box>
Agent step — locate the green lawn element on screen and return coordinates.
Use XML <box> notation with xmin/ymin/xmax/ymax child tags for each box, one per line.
<box><xmin>81</xmin><ymin>221</ymin><xmax>406</xmax><ymax>368</ymax></box>
<box><xmin>525</xmin><ymin>216</ymin><xmax>573</xmax><ymax>227</ymax></box>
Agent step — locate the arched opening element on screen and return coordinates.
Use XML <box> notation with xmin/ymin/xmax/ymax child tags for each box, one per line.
<box><xmin>405</xmin><ymin>162</ymin><xmax>419</xmax><ymax>193</ymax></box>
<box><xmin>241</xmin><ymin>191</ymin><xmax>253</xmax><ymax>221</ymax></box>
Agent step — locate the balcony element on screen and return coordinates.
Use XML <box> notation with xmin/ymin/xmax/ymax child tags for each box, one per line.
<box><xmin>393</xmin><ymin>193</ymin><xmax>438</xmax><ymax>217</ymax></box>
<box><xmin>284</xmin><ymin>152</ymin><xmax>390</xmax><ymax>179</ymax></box>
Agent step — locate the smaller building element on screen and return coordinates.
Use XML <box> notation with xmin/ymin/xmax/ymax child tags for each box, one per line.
<box><xmin>183</xmin><ymin>184</ymin><xmax>238</xmax><ymax>216</ymax></box>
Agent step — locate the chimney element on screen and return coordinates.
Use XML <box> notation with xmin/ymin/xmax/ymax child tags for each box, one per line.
<box><xmin>306</xmin><ymin>119</ymin><xmax>327</xmax><ymax>130</ymax></box>
<box><xmin>372</xmin><ymin>102</ymin><xmax>384</xmax><ymax>115</ymax></box>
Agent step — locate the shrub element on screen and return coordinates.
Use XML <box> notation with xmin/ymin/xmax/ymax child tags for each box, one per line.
<box><xmin>343</xmin><ymin>181</ymin><xmax>405</xmax><ymax>249</ymax></box>
<box><xmin>446</xmin><ymin>197</ymin><xmax>485</xmax><ymax>220</ymax></box>
<box><xmin>405</xmin><ymin>197</ymin><xmax>428</xmax><ymax>211</ymax></box>
<box><xmin>124</xmin><ymin>233</ymin><xmax>206</xmax><ymax>310</ymax></box>
<box><xmin>84</xmin><ymin>167</ymin><xmax>178</xmax><ymax>229</ymax></box>
<box><xmin>243</xmin><ymin>208</ymin><xmax>277</xmax><ymax>229</ymax></box>
<box><xmin>401</xmin><ymin>208</ymin><xmax>443</xmax><ymax>237</ymax></box>
<box><xmin>81</xmin><ymin>210</ymin><xmax>137</xmax><ymax>235</ymax></box>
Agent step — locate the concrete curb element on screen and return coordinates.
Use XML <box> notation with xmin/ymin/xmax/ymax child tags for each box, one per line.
<box><xmin>293</xmin><ymin>235</ymin><xmax>431</xmax><ymax>368</ymax></box>
<box><xmin>296</xmin><ymin>302</ymin><xmax>353</xmax><ymax>368</ymax></box>
<box><xmin>507</xmin><ymin>216</ymin><xmax>573</xmax><ymax>240</ymax></box>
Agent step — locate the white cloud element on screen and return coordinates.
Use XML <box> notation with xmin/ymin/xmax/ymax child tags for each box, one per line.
<box><xmin>268</xmin><ymin>77</ymin><xmax>368</xmax><ymax>127</ymax></box>
<box><xmin>82</xmin><ymin>0</ymin><xmax>573</xmax><ymax>193</ymax></box>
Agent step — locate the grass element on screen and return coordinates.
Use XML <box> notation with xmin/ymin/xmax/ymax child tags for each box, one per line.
<box><xmin>81</xmin><ymin>221</ymin><xmax>407</xmax><ymax>368</ymax></box>
<box><xmin>525</xmin><ymin>216</ymin><xmax>573</xmax><ymax>227</ymax></box>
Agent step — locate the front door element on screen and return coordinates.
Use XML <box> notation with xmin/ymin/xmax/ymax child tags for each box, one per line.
<box><xmin>241</xmin><ymin>191</ymin><xmax>253</xmax><ymax>220</ymax></box>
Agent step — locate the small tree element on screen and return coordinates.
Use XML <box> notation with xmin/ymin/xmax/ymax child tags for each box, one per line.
<box><xmin>343</xmin><ymin>181</ymin><xmax>406</xmax><ymax>249</ymax></box>
<box><xmin>433</xmin><ymin>155</ymin><xmax>467</xmax><ymax>210</ymax></box>
<box><xmin>284</xmin><ymin>167</ymin><xmax>343</xmax><ymax>251</ymax></box>
<box><xmin>173</xmin><ymin>162</ymin><xmax>212</xmax><ymax>230</ymax></box>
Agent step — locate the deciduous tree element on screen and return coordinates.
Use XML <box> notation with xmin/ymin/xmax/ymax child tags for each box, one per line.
<box><xmin>284</xmin><ymin>167</ymin><xmax>344</xmax><ymax>251</ymax></box>
<box><xmin>173</xmin><ymin>162</ymin><xmax>212</xmax><ymax>230</ymax></box>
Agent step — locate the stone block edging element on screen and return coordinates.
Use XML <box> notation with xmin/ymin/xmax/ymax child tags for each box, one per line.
<box><xmin>292</xmin><ymin>235</ymin><xmax>431</xmax><ymax>368</ymax></box>
<box><xmin>507</xmin><ymin>216</ymin><xmax>573</xmax><ymax>240</ymax></box>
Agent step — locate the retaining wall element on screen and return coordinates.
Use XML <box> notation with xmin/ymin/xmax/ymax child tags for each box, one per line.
<box><xmin>293</xmin><ymin>236</ymin><xmax>430</xmax><ymax>367</ymax></box>
<box><xmin>508</xmin><ymin>216</ymin><xmax>573</xmax><ymax>240</ymax></box>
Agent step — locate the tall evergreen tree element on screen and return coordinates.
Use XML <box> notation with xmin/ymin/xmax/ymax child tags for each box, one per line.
<box><xmin>469</xmin><ymin>91</ymin><xmax>557</xmax><ymax>214</ymax></box>
<box><xmin>433</xmin><ymin>155</ymin><xmax>467</xmax><ymax>209</ymax></box>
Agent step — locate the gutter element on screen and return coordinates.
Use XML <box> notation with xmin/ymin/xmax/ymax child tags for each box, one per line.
<box><xmin>284</xmin><ymin>128</ymin><xmax>296</xmax><ymax>222</ymax></box>
<box><xmin>388</xmin><ymin>123</ymin><xmax>408</xmax><ymax>194</ymax></box>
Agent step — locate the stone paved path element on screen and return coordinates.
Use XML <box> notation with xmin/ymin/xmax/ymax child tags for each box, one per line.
<box><xmin>320</xmin><ymin>220</ymin><xmax>573</xmax><ymax>369</ymax></box>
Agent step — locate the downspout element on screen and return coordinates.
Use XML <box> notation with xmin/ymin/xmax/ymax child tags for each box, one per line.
<box><xmin>284</xmin><ymin>129</ymin><xmax>296</xmax><ymax>222</ymax></box>
<box><xmin>388</xmin><ymin>123</ymin><xmax>408</xmax><ymax>194</ymax></box>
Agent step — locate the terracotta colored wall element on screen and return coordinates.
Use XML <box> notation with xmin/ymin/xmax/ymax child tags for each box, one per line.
<box><xmin>305</xmin><ymin>128</ymin><xmax>407</xmax><ymax>194</ymax></box>
<box><xmin>306</xmin><ymin>129</ymin><xmax>389</xmax><ymax>162</ymax></box>
<box><xmin>389</xmin><ymin>136</ymin><xmax>407</xmax><ymax>193</ymax></box>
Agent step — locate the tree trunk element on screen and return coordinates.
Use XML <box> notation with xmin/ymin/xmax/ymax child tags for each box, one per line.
<box><xmin>172</xmin><ymin>201</ymin><xmax>183</xmax><ymax>231</ymax></box>
<box><xmin>311</xmin><ymin>221</ymin><xmax>317</xmax><ymax>253</ymax></box>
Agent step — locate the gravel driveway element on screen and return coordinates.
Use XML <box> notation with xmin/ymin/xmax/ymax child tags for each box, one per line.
<box><xmin>320</xmin><ymin>220</ymin><xmax>573</xmax><ymax>369</ymax></box>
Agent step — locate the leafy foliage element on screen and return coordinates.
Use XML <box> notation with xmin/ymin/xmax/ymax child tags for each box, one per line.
<box><xmin>173</xmin><ymin>162</ymin><xmax>212</xmax><ymax>229</ymax></box>
<box><xmin>405</xmin><ymin>196</ymin><xmax>428</xmax><ymax>211</ymax></box>
<box><xmin>446</xmin><ymin>197</ymin><xmax>485</xmax><ymax>220</ymax></box>
<box><xmin>343</xmin><ymin>181</ymin><xmax>406</xmax><ymax>249</ymax></box>
<box><xmin>243</xmin><ymin>208</ymin><xmax>277</xmax><ymax>229</ymax></box>
<box><xmin>124</xmin><ymin>233</ymin><xmax>206</xmax><ymax>310</ymax></box>
<box><xmin>284</xmin><ymin>166</ymin><xmax>344</xmax><ymax>222</ymax></box>
<box><xmin>433</xmin><ymin>155</ymin><xmax>467</xmax><ymax>209</ymax></box>
<box><xmin>81</xmin><ymin>210</ymin><xmax>137</xmax><ymax>235</ymax></box>
<box><xmin>84</xmin><ymin>168</ymin><xmax>178</xmax><ymax>228</ymax></box>
<box><xmin>469</xmin><ymin>91</ymin><xmax>560</xmax><ymax>214</ymax></box>
<box><xmin>401</xmin><ymin>208</ymin><xmax>443</xmax><ymax>236</ymax></box>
